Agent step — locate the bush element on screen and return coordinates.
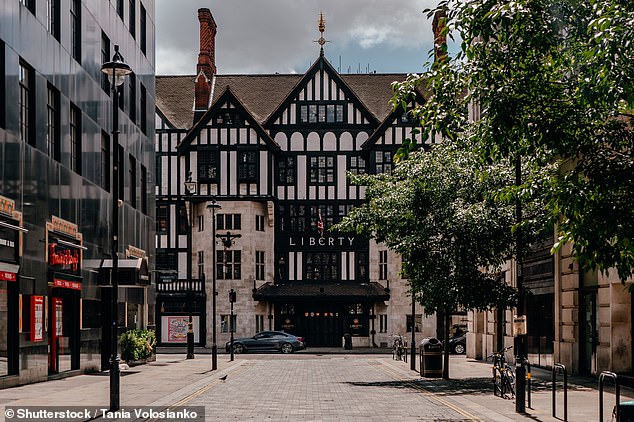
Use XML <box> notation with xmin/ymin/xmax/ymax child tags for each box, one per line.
<box><xmin>119</xmin><ymin>329</ymin><xmax>156</xmax><ymax>362</ymax></box>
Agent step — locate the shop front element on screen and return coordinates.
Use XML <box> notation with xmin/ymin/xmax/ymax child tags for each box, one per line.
<box><xmin>0</xmin><ymin>204</ymin><xmax>23</xmax><ymax>377</ymax></box>
<box><xmin>46</xmin><ymin>217</ymin><xmax>84</xmax><ymax>375</ymax></box>
<box><xmin>254</xmin><ymin>282</ymin><xmax>389</xmax><ymax>347</ymax></box>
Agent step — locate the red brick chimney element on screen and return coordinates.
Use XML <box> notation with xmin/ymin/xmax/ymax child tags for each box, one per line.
<box><xmin>194</xmin><ymin>8</ymin><xmax>217</xmax><ymax>121</ymax></box>
<box><xmin>432</xmin><ymin>8</ymin><xmax>448</xmax><ymax>65</ymax></box>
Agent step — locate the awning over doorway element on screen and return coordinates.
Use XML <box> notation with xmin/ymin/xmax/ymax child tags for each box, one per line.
<box><xmin>253</xmin><ymin>281</ymin><xmax>390</xmax><ymax>302</ymax></box>
<box><xmin>100</xmin><ymin>258</ymin><xmax>150</xmax><ymax>286</ymax></box>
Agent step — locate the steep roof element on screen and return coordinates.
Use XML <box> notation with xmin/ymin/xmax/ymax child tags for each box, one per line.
<box><xmin>156</xmin><ymin>72</ymin><xmax>422</xmax><ymax>130</ymax></box>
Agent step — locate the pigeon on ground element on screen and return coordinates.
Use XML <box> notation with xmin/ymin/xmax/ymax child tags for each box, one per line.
<box><xmin>219</xmin><ymin>375</ymin><xmax>227</xmax><ymax>381</ymax></box>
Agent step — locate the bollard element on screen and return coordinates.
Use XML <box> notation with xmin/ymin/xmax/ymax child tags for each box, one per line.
<box><xmin>599</xmin><ymin>371</ymin><xmax>620</xmax><ymax>422</ymax></box>
<box><xmin>552</xmin><ymin>363</ymin><xmax>568</xmax><ymax>421</ymax></box>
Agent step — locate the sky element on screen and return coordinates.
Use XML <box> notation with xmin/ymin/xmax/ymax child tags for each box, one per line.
<box><xmin>155</xmin><ymin>0</ymin><xmax>440</xmax><ymax>76</ymax></box>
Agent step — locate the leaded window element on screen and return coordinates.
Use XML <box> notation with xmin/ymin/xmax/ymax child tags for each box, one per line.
<box><xmin>309</xmin><ymin>156</ymin><xmax>335</xmax><ymax>184</ymax></box>
<box><xmin>238</xmin><ymin>151</ymin><xmax>258</xmax><ymax>182</ymax></box>
<box><xmin>349</xmin><ymin>155</ymin><xmax>366</xmax><ymax>175</ymax></box>
<box><xmin>198</xmin><ymin>150</ymin><xmax>219</xmax><ymax>182</ymax></box>
<box><xmin>278</xmin><ymin>156</ymin><xmax>295</xmax><ymax>185</ymax></box>
<box><xmin>305</xmin><ymin>253</ymin><xmax>338</xmax><ymax>281</ymax></box>
<box><xmin>375</xmin><ymin>151</ymin><xmax>392</xmax><ymax>175</ymax></box>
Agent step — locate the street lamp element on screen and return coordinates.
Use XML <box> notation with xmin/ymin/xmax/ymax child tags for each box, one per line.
<box><xmin>206</xmin><ymin>199</ymin><xmax>221</xmax><ymax>371</ymax></box>
<box><xmin>184</xmin><ymin>172</ymin><xmax>197</xmax><ymax>359</ymax></box>
<box><xmin>101</xmin><ymin>44</ymin><xmax>132</xmax><ymax>412</ymax></box>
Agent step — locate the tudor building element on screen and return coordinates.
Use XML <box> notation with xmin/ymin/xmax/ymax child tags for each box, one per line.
<box><xmin>155</xmin><ymin>9</ymin><xmax>437</xmax><ymax>349</ymax></box>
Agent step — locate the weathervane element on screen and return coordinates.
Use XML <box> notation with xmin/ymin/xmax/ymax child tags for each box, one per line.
<box><xmin>314</xmin><ymin>12</ymin><xmax>330</xmax><ymax>55</ymax></box>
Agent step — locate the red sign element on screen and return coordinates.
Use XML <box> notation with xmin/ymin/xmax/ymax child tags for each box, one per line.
<box><xmin>30</xmin><ymin>296</ymin><xmax>44</xmax><ymax>342</ymax></box>
<box><xmin>0</xmin><ymin>271</ymin><xmax>16</xmax><ymax>282</ymax></box>
<box><xmin>53</xmin><ymin>278</ymin><xmax>82</xmax><ymax>290</ymax></box>
<box><xmin>49</xmin><ymin>243</ymin><xmax>80</xmax><ymax>272</ymax></box>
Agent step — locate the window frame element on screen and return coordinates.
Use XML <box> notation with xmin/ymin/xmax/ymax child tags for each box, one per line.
<box><xmin>255</xmin><ymin>250</ymin><xmax>265</xmax><ymax>281</ymax></box>
<box><xmin>216</xmin><ymin>250</ymin><xmax>241</xmax><ymax>280</ymax></box>
<box><xmin>70</xmin><ymin>103</ymin><xmax>81</xmax><ymax>174</ymax></box>
<box><xmin>197</xmin><ymin>149</ymin><xmax>219</xmax><ymax>182</ymax></box>
<box><xmin>378</xmin><ymin>250</ymin><xmax>388</xmax><ymax>280</ymax></box>
<box><xmin>19</xmin><ymin>60</ymin><xmax>35</xmax><ymax>146</ymax></box>
<box><xmin>237</xmin><ymin>150</ymin><xmax>258</xmax><ymax>182</ymax></box>
<box><xmin>70</xmin><ymin>0</ymin><xmax>81</xmax><ymax>62</ymax></box>
<box><xmin>309</xmin><ymin>155</ymin><xmax>335</xmax><ymax>185</ymax></box>
<box><xmin>46</xmin><ymin>84</ymin><xmax>61</xmax><ymax>161</ymax></box>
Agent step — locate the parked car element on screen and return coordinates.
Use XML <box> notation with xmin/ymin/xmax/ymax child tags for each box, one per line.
<box><xmin>225</xmin><ymin>331</ymin><xmax>306</xmax><ymax>354</ymax></box>
<box><xmin>449</xmin><ymin>332</ymin><xmax>467</xmax><ymax>354</ymax></box>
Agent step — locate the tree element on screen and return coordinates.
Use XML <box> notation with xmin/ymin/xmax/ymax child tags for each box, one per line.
<box><xmin>393</xmin><ymin>0</ymin><xmax>634</xmax><ymax>282</ymax></box>
<box><xmin>336</xmin><ymin>141</ymin><xmax>518</xmax><ymax>378</ymax></box>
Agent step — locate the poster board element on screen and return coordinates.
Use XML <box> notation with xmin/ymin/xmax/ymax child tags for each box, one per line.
<box><xmin>30</xmin><ymin>296</ymin><xmax>44</xmax><ymax>342</ymax></box>
<box><xmin>161</xmin><ymin>316</ymin><xmax>199</xmax><ymax>343</ymax></box>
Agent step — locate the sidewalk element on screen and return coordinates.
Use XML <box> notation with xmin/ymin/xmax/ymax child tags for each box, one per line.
<box><xmin>0</xmin><ymin>351</ymin><xmax>631</xmax><ymax>421</ymax></box>
<box><xmin>385</xmin><ymin>354</ymin><xmax>634</xmax><ymax>421</ymax></box>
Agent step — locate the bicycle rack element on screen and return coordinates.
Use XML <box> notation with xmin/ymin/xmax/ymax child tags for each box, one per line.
<box><xmin>552</xmin><ymin>363</ymin><xmax>568</xmax><ymax>421</ymax></box>
<box><xmin>599</xmin><ymin>371</ymin><xmax>620</xmax><ymax>422</ymax></box>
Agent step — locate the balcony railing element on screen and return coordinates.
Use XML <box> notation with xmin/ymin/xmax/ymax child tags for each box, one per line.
<box><xmin>156</xmin><ymin>279</ymin><xmax>204</xmax><ymax>293</ymax></box>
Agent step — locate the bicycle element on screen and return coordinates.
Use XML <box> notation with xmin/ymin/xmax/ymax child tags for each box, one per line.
<box><xmin>392</xmin><ymin>335</ymin><xmax>405</xmax><ymax>361</ymax></box>
<box><xmin>487</xmin><ymin>346</ymin><xmax>515</xmax><ymax>399</ymax></box>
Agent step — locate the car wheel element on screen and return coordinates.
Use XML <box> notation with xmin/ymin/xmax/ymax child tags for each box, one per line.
<box><xmin>280</xmin><ymin>343</ymin><xmax>293</xmax><ymax>354</ymax></box>
<box><xmin>232</xmin><ymin>343</ymin><xmax>245</xmax><ymax>354</ymax></box>
<box><xmin>453</xmin><ymin>343</ymin><xmax>465</xmax><ymax>355</ymax></box>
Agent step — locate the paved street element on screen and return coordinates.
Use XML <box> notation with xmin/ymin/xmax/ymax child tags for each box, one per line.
<box><xmin>0</xmin><ymin>352</ymin><xmax>632</xmax><ymax>421</ymax></box>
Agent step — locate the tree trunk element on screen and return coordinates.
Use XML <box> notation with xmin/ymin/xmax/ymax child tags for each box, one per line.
<box><xmin>442</xmin><ymin>308</ymin><xmax>450</xmax><ymax>379</ymax></box>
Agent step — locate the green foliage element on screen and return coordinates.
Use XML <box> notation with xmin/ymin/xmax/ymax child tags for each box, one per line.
<box><xmin>119</xmin><ymin>329</ymin><xmax>156</xmax><ymax>362</ymax></box>
<box><xmin>393</xmin><ymin>0</ymin><xmax>634</xmax><ymax>282</ymax></box>
<box><xmin>337</xmin><ymin>142</ymin><xmax>519</xmax><ymax>314</ymax></box>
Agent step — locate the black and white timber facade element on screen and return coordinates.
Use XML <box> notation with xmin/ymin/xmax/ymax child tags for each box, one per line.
<box><xmin>155</xmin><ymin>9</ymin><xmax>437</xmax><ymax>348</ymax></box>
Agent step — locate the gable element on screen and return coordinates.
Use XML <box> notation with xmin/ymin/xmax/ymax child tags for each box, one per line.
<box><xmin>177</xmin><ymin>87</ymin><xmax>279</xmax><ymax>153</ymax></box>
<box><xmin>362</xmin><ymin>95</ymin><xmax>430</xmax><ymax>150</ymax></box>
<box><xmin>265</xmin><ymin>56</ymin><xmax>379</xmax><ymax>128</ymax></box>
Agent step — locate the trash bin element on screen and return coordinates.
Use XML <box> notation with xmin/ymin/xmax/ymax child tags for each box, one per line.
<box><xmin>619</xmin><ymin>401</ymin><xmax>634</xmax><ymax>422</ymax></box>
<box><xmin>343</xmin><ymin>333</ymin><xmax>352</xmax><ymax>350</ymax></box>
<box><xmin>419</xmin><ymin>337</ymin><xmax>443</xmax><ymax>377</ymax></box>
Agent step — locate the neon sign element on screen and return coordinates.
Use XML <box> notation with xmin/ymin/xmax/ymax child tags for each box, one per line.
<box><xmin>48</xmin><ymin>243</ymin><xmax>80</xmax><ymax>272</ymax></box>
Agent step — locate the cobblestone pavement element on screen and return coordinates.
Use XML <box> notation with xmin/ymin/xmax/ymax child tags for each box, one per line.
<box><xmin>171</xmin><ymin>355</ymin><xmax>491</xmax><ymax>421</ymax></box>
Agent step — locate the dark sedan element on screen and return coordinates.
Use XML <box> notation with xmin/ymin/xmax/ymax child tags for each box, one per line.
<box><xmin>225</xmin><ymin>331</ymin><xmax>306</xmax><ymax>354</ymax></box>
<box><xmin>449</xmin><ymin>332</ymin><xmax>467</xmax><ymax>354</ymax></box>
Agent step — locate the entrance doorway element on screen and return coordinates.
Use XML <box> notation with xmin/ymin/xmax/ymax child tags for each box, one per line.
<box><xmin>582</xmin><ymin>288</ymin><xmax>599</xmax><ymax>375</ymax></box>
<box><xmin>48</xmin><ymin>289</ymin><xmax>80</xmax><ymax>374</ymax></box>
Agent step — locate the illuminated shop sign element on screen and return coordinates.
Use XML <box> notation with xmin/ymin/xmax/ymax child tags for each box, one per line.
<box><xmin>48</xmin><ymin>242</ymin><xmax>80</xmax><ymax>274</ymax></box>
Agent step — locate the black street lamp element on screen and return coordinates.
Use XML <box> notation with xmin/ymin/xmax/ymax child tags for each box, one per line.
<box><xmin>206</xmin><ymin>199</ymin><xmax>221</xmax><ymax>370</ymax></box>
<box><xmin>101</xmin><ymin>44</ymin><xmax>132</xmax><ymax>412</ymax></box>
<box><xmin>411</xmin><ymin>294</ymin><xmax>416</xmax><ymax>371</ymax></box>
<box><xmin>184</xmin><ymin>172</ymin><xmax>197</xmax><ymax>360</ymax></box>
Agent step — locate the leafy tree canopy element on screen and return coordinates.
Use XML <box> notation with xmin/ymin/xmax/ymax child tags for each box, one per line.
<box><xmin>336</xmin><ymin>142</ymin><xmax>520</xmax><ymax>314</ymax></box>
<box><xmin>393</xmin><ymin>0</ymin><xmax>634</xmax><ymax>281</ymax></box>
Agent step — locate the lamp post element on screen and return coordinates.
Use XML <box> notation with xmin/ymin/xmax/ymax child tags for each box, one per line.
<box><xmin>206</xmin><ymin>199</ymin><xmax>221</xmax><ymax>370</ymax></box>
<box><xmin>184</xmin><ymin>172</ymin><xmax>197</xmax><ymax>359</ymax></box>
<box><xmin>101</xmin><ymin>44</ymin><xmax>132</xmax><ymax>412</ymax></box>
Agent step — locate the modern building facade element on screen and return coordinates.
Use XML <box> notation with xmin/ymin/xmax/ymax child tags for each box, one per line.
<box><xmin>0</xmin><ymin>0</ymin><xmax>156</xmax><ymax>387</ymax></box>
<box><xmin>155</xmin><ymin>9</ymin><xmax>437</xmax><ymax>350</ymax></box>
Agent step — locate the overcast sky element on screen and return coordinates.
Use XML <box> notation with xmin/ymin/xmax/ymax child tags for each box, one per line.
<box><xmin>155</xmin><ymin>0</ymin><xmax>440</xmax><ymax>75</ymax></box>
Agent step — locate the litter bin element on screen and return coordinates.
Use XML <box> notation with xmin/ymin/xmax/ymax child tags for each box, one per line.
<box><xmin>419</xmin><ymin>337</ymin><xmax>443</xmax><ymax>377</ymax></box>
<box><xmin>343</xmin><ymin>333</ymin><xmax>352</xmax><ymax>350</ymax></box>
<box><xmin>619</xmin><ymin>401</ymin><xmax>634</xmax><ymax>422</ymax></box>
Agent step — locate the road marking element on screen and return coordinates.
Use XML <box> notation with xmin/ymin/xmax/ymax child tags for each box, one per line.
<box><xmin>144</xmin><ymin>362</ymin><xmax>253</xmax><ymax>422</ymax></box>
<box><xmin>375</xmin><ymin>360</ymin><xmax>486</xmax><ymax>422</ymax></box>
